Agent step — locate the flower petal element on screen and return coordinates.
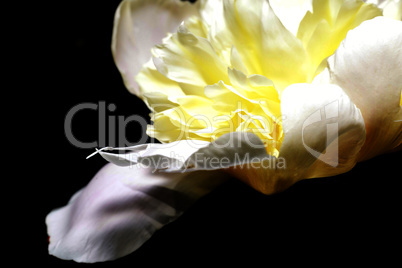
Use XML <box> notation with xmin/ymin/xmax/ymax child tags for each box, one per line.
<box><xmin>181</xmin><ymin>132</ymin><xmax>271</xmax><ymax>172</ymax></box>
<box><xmin>46</xmin><ymin>163</ymin><xmax>229</xmax><ymax>262</ymax></box>
<box><xmin>297</xmin><ymin>0</ymin><xmax>381</xmax><ymax>77</ymax></box>
<box><xmin>200</xmin><ymin>0</ymin><xmax>309</xmax><ymax>90</ymax></box>
<box><xmin>112</xmin><ymin>0</ymin><xmax>199</xmax><ymax>95</ymax></box>
<box><xmin>98</xmin><ymin>139</ymin><xmax>210</xmax><ymax>169</ymax></box>
<box><xmin>269</xmin><ymin>0</ymin><xmax>313</xmax><ymax>36</ymax></box>
<box><xmin>382</xmin><ymin>0</ymin><xmax>402</xmax><ymax>20</ymax></box>
<box><xmin>136</xmin><ymin>59</ymin><xmax>186</xmax><ymax>110</ymax></box>
<box><xmin>131</xmin><ymin>80</ymin><xmax>365</xmax><ymax>195</ymax></box>
<box><xmin>328</xmin><ymin>16</ymin><xmax>402</xmax><ymax>161</ymax></box>
<box><xmin>365</xmin><ymin>0</ymin><xmax>402</xmax><ymax>20</ymax></box>
<box><xmin>97</xmin><ymin>132</ymin><xmax>271</xmax><ymax>173</ymax></box>
<box><xmin>189</xmin><ymin>83</ymin><xmax>366</xmax><ymax>194</ymax></box>
<box><xmin>97</xmin><ymin>80</ymin><xmax>366</xmax><ymax>196</ymax></box>
<box><xmin>152</xmin><ymin>23</ymin><xmax>230</xmax><ymax>95</ymax></box>
<box><xmin>281</xmin><ymin>83</ymin><xmax>366</xmax><ymax>179</ymax></box>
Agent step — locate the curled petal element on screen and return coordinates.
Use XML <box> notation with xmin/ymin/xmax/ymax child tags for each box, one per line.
<box><xmin>233</xmin><ymin>84</ymin><xmax>366</xmax><ymax>194</ymax></box>
<box><xmin>168</xmin><ymin>84</ymin><xmax>365</xmax><ymax>194</ymax></box>
<box><xmin>100</xmin><ymin>81</ymin><xmax>366</xmax><ymax>195</ymax></box>
<box><xmin>112</xmin><ymin>0</ymin><xmax>199</xmax><ymax>95</ymax></box>
<box><xmin>328</xmin><ymin>17</ymin><xmax>402</xmax><ymax>161</ymax></box>
<box><xmin>46</xmin><ymin>163</ymin><xmax>229</xmax><ymax>262</ymax></box>
<box><xmin>281</xmin><ymin>83</ymin><xmax>366</xmax><ymax>179</ymax></box>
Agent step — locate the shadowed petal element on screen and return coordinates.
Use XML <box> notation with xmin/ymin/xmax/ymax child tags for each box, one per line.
<box><xmin>112</xmin><ymin>0</ymin><xmax>199</xmax><ymax>95</ymax></box>
<box><xmin>100</xmin><ymin>80</ymin><xmax>366</xmax><ymax>195</ymax></box>
<box><xmin>231</xmin><ymin>83</ymin><xmax>366</xmax><ymax>194</ymax></box>
<box><xmin>46</xmin><ymin>163</ymin><xmax>229</xmax><ymax>262</ymax></box>
<box><xmin>281</xmin><ymin>83</ymin><xmax>366</xmax><ymax>179</ymax></box>
<box><xmin>166</xmin><ymin>84</ymin><xmax>366</xmax><ymax>194</ymax></box>
<box><xmin>328</xmin><ymin>17</ymin><xmax>402</xmax><ymax>161</ymax></box>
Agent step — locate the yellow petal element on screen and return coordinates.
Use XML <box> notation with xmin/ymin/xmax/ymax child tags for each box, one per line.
<box><xmin>135</xmin><ymin>0</ymin><xmax>381</xmax><ymax>160</ymax></box>
<box><xmin>201</xmin><ymin>0</ymin><xmax>309</xmax><ymax>90</ymax></box>
<box><xmin>152</xmin><ymin>24</ymin><xmax>229</xmax><ymax>96</ymax></box>
<box><xmin>136</xmin><ymin>59</ymin><xmax>184</xmax><ymax>112</ymax></box>
<box><xmin>297</xmin><ymin>0</ymin><xmax>381</xmax><ymax>76</ymax></box>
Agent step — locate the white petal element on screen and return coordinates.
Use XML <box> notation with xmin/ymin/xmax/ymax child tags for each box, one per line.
<box><xmin>135</xmin><ymin>81</ymin><xmax>365</xmax><ymax>194</ymax></box>
<box><xmin>97</xmin><ymin>132</ymin><xmax>270</xmax><ymax>173</ymax></box>
<box><xmin>328</xmin><ymin>17</ymin><xmax>402</xmax><ymax>161</ymax></box>
<box><xmin>181</xmin><ymin>132</ymin><xmax>271</xmax><ymax>172</ymax></box>
<box><xmin>382</xmin><ymin>0</ymin><xmax>402</xmax><ymax>20</ymax></box>
<box><xmin>281</xmin><ymin>83</ymin><xmax>366</xmax><ymax>179</ymax></box>
<box><xmin>153</xmin><ymin>82</ymin><xmax>365</xmax><ymax>194</ymax></box>
<box><xmin>269</xmin><ymin>0</ymin><xmax>313</xmax><ymax>36</ymax></box>
<box><xmin>98</xmin><ymin>139</ymin><xmax>210</xmax><ymax>169</ymax></box>
<box><xmin>112</xmin><ymin>0</ymin><xmax>199</xmax><ymax>95</ymax></box>
<box><xmin>96</xmin><ymin>132</ymin><xmax>279</xmax><ymax>194</ymax></box>
<box><xmin>365</xmin><ymin>0</ymin><xmax>402</xmax><ymax>20</ymax></box>
<box><xmin>96</xmin><ymin>81</ymin><xmax>366</xmax><ymax>196</ymax></box>
<box><xmin>212</xmin><ymin>84</ymin><xmax>365</xmax><ymax>194</ymax></box>
<box><xmin>46</xmin><ymin>163</ymin><xmax>229</xmax><ymax>263</ymax></box>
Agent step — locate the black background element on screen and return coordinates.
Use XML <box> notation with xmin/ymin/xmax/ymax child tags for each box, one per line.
<box><xmin>32</xmin><ymin>0</ymin><xmax>401</xmax><ymax>265</ymax></box>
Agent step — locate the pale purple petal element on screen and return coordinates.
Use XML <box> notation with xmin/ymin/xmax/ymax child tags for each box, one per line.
<box><xmin>46</xmin><ymin>163</ymin><xmax>228</xmax><ymax>262</ymax></box>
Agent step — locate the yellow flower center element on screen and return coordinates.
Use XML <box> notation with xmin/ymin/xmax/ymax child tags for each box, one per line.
<box><xmin>136</xmin><ymin>0</ymin><xmax>381</xmax><ymax>157</ymax></box>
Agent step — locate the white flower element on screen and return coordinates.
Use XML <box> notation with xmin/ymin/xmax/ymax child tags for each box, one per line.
<box><xmin>47</xmin><ymin>0</ymin><xmax>401</xmax><ymax>262</ymax></box>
